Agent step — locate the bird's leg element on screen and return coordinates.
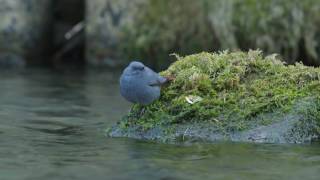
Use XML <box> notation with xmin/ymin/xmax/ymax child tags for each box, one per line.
<box><xmin>128</xmin><ymin>105</ymin><xmax>146</xmax><ymax>118</ymax></box>
<box><xmin>139</xmin><ymin>106</ymin><xmax>146</xmax><ymax>117</ymax></box>
<box><xmin>139</xmin><ymin>107</ymin><xmax>146</xmax><ymax>117</ymax></box>
<box><xmin>128</xmin><ymin>105</ymin><xmax>139</xmax><ymax>119</ymax></box>
<box><xmin>128</xmin><ymin>106</ymin><xmax>134</xmax><ymax>115</ymax></box>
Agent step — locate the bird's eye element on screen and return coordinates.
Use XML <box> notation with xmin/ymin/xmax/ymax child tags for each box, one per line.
<box><xmin>130</xmin><ymin>62</ymin><xmax>145</xmax><ymax>71</ymax></box>
<box><xmin>133</xmin><ymin>66</ymin><xmax>144</xmax><ymax>71</ymax></box>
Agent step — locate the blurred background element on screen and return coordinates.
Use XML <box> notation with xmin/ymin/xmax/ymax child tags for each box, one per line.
<box><xmin>1</xmin><ymin>1</ymin><xmax>320</xmax><ymax>179</ymax></box>
<box><xmin>0</xmin><ymin>0</ymin><xmax>320</xmax><ymax>70</ymax></box>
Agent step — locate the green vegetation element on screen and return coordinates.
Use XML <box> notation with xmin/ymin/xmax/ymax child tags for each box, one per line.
<box><xmin>121</xmin><ymin>0</ymin><xmax>214</xmax><ymax>69</ymax></box>
<box><xmin>118</xmin><ymin>50</ymin><xmax>320</xmax><ymax>136</ymax></box>
<box><xmin>120</xmin><ymin>0</ymin><xmax>320</xmax><ymax>69</ymax></box>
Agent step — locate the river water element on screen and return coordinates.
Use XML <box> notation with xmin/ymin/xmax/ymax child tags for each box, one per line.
<box><xmin>0</xmin><ymin>68</ymin><xmax>319</xmax><ymax>180</ymax></box>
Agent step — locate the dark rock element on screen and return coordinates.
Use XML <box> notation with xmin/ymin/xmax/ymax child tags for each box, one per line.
<box><xmin>0</xmin><ymin>53</ymin><xmax>26</xmax><ymax>69</ymax></box>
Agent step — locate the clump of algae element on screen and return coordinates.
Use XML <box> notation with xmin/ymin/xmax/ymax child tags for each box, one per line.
<box><xmin>121</xmin><ymin>50</ymin><xmax>320</xmax><ymax>133</ymax></box>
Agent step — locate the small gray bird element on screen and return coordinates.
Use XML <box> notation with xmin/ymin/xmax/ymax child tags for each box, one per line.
<box><xmin>120</xmin><ymin>61</ymin><xmax>167</xmax><ymax>105</ymax></box>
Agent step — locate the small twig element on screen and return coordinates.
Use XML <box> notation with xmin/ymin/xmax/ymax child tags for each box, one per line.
<box><xmin>65</xmin><ymin>22</ymin><xmax>85</xmax><ymax>40</ymax></box>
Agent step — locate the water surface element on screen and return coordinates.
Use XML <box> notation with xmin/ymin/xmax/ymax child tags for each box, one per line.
<box><xmin>0</xmin><ymin>68</ymin><xmax>319</xmax><ymax>180</ymax></box>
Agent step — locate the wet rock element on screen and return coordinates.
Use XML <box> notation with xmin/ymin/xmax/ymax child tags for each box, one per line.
<box><xmin>0</xmin><ymin>0</ymin><xmax>52</xmax><ymax>64</ymax></box>
<box><xmin>85</xmin><ymin>0</ymin><xmax>147</xmax><ymax>66</ymax></box>
<box><xmin>108</xmin><ymin>50</ymin><xmax>320</xmax><ymax>144</ymax></box>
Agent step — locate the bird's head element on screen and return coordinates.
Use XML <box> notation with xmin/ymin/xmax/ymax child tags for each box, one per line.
<box><xmin>129</xmin><ymin>61</ymin><xmax>145</xmax><ymax>71</ymax></box>
<box><xmin>123</xmin><ymin>61</ymin><xmax>145</xmax><ymax>76</ymax></box>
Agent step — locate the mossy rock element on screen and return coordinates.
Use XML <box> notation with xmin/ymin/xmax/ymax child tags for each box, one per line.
<box><xmin>108</xmin><ymin>50</ymin><xmax>320</xmax><ymax>144</ymax></box>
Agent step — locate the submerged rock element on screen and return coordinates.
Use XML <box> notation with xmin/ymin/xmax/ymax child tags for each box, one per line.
<box><xmin>108</xmin><ymin>50</ymin><xmax>320</xmax><ymax>144</ymax></box>
<box><xmin>0</xmin><ymin>53</ymin><xmax>26</xmax><ymax>69</ymax></box>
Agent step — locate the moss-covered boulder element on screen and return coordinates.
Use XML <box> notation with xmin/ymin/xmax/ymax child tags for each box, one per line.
<box><xmin>108</xmin><ymin>50</ymin><xmax>320</xmax><ymax>144</ymax></box>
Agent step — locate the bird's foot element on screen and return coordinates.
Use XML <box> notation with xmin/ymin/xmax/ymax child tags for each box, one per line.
<box><xmin>128</xmin><ymin>106</ymin><xmax>146</xmax><ymax>118</ymax></box>
<box><xmin>139</xmin><ymin>107</ymin><xmax>146</xmax><ymax>117</ymax></box>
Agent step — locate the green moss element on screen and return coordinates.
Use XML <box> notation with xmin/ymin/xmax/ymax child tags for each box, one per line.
<box><xmin>285</xmin><ymin>97</ymin><xmax>320</xmax><ymax>143</ymax></box>
<box><xmin>120</xmin><ymin>50</ymin><xmax>320</xmax><ymax>134</ymax></box>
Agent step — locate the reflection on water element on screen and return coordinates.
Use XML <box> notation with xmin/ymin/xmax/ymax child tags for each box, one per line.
<box><xmin>0</xmin><ymin>68</ymin><xmax>319</xmax><ymax>180</ymax></box>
